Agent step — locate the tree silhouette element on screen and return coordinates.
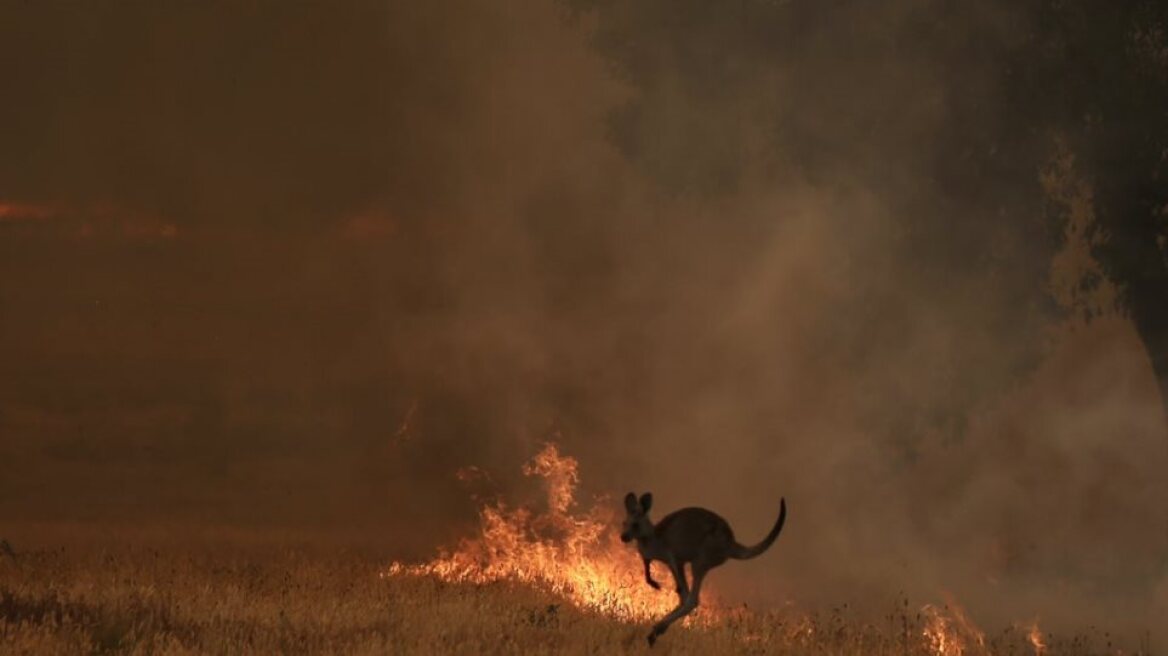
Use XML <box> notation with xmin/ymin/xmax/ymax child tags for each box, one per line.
<box><xmin>572</xmin><ymin>0</ymin><xmax>1168</xmax><ymax>422</ymax></box>
<box><xmin>1011</xmin><ymin>1</ymin><xmax>1168</xmax><ymax>417</ymax></box>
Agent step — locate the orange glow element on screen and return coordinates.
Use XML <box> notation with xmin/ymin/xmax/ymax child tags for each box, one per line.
<box><xmin>385</xmin><ymin>443</ymin><xmax>1054</xmax><ymax>651</ymax></box>
<box><xmin>341</xmin><ymin>210</ymin><xmax>398</xmax><ymax>239</ymax></box>
<box><xmin>0</xmin><ymin>200</ymin><xmax>177</xmax><ymax>239</ymax></box>
<box><xmin>385</xmin><ymin>442</ymin><xmax>720</xmax><ymax>623</ymax></box>
<box><xmin>921</xmin><ymin>601</ymin><xmax>986</xmax><ymax>656</ymax></box>
<box><xmin>0</xmin><ymin>202</ymin><xmax>56</xmax><ymax>221</ymax></box>
<box><xmin>1027</xmin><ymin>621</ymin><xmax>1047</xmax><ymax>656</ymax></box>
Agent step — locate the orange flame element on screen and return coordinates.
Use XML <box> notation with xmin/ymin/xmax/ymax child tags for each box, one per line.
<box><xmin>921</xmin><ymin>602</ymin><xmax>986</xmax><ymax>656</ymax></box>
<box><xmin>385</xmin><ymin>442</ymin><xmax>716</xmax><ymax>623</ymax></box>
<box><xmin>1027</xmin><ymin>621</ymin><xmax>1047</xmax><ymax>656</ymax></box>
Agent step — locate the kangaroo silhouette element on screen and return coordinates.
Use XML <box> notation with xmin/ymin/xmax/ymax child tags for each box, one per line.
<box><xmin>620</xmin><ymin>492</ymin><xmax>786</xmax><ymax>646</ymax></box>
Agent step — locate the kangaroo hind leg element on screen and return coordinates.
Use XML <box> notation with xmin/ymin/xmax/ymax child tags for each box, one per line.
<box><xmin>647</xmin><ymin>563</ymin><xmax>701</xmax><ymax>647</ymax></box>
<box><xmin>670</xmin><ymin>561</ymin><xmax>689</xmax><ymax>602</ymax></box>
<box><xmin>686</xmin><ymin>562</ymin><xmax>709</xmax><ymax>610</ymax></box>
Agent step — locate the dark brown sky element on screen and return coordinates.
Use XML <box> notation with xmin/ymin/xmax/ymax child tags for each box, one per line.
<box><xmin>2</xmin><ymin>0</ymin><xmax>1167</xmax><ymax>638</ymax></box>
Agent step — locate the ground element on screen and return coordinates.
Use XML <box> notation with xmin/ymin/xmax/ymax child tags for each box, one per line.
<box><xmin>0</xmin><ymin>527</ymin><xmax>1137</xmax><ymax>655</ymax></box>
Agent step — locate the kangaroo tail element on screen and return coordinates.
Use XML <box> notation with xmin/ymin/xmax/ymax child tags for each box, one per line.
<box><xmin>731</xmin><ymin>498</ymin><xmax>786</xmax><ymax>560</ymax></box>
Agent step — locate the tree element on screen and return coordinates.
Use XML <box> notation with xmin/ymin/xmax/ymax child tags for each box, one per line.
<box><xmin>571</xmin><ymin>0</ymin><xmax>1168</xmax><ymax>422</ymax></box>
<box><xmin>1012</xmin><ymin>1</ymin><xmax>1168</xmax><ymax>418</ymax></box>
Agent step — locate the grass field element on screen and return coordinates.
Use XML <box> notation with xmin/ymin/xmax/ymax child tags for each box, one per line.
<box><xmin>0</xmin><ymin>529</ymin><xmax>1143</xmax><ymax>655</ymax></box>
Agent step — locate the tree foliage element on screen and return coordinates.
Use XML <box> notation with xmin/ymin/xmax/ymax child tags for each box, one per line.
<box><xmin>571</xmin><ymin>0</ymin><xmax>1168</xmax><ymax>416</ymax></box>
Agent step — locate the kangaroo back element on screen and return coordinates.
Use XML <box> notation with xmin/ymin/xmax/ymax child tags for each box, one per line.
<box><xmin>730</xmin><ymin>498</ymin><xmax>786</xmax><ymax>560</ymax></box>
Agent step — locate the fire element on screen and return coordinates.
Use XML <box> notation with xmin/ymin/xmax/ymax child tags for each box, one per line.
<box><xmin>1027</xmin><ymin>621</ymin><xmax>1047</xmax><ymax>656</ymax></box>
<box><xmin>386</xmin><ymin>442</ymin><xmax>1056</xmax><ymax>652</ymax></box>
<box><xmin>386</xmin><ymin>442</ymin><xmax>714</xmax><ymax>623</ymax></box>
<box><xmin>921</xmin><ymin>602</ymin><xmax>986</xmax><ymax>656</ymax></box>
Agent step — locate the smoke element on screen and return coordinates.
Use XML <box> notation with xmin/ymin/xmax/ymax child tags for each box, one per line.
<box><xmin>1</xmin><ymin>0</ymin><xmax>1166</xmax><ymax>643</ymax></box>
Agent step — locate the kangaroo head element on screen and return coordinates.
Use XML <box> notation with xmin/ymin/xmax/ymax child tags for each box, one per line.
<box><xmin>620</xmin><ymin>492</ymin><xmax>654</xmax><ymax>543</ymax></box>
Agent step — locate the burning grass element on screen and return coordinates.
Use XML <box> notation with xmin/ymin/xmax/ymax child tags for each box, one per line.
<box><xmin>0</xmin><ymin>445</ymin><xmax>1151</xmax><ymax>654</ymax></box>
<box><xmin>374</xmin><ymin>442</ymin><xmax>1146</xmax><ymax>655</ymax></box>
<box><xmin>0</xmin><ymin>530</ymin><xmax>1148</xmax><ymax>655</ymax></box>
<box><xmin>385</xmin><ymin>443</ymin><xmax>690</xmax><ymax>623</ymax></box>
<box><xmin>0</xmin><ymin>541</ymin><xmax>1132</xmax><ymax>655</ymax></box>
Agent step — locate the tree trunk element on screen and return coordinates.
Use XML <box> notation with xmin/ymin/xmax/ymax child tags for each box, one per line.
<box><xmin>1093</xmin><ymin>175</ymin><xmax>1168</xmax><ymax>427</ymax></box>
<box><xmin>1128</xmin><ymin>278</ymin><xmax>1168</xmax><ymax>428</ymax></box>
<box><xmin>1107</xmin><ymin>186</ymin><xmax>1168</xmax><ymax>578</ymax></box>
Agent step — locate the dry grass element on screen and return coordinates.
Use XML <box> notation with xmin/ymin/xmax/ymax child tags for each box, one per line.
<box><xmin>0</xmin><ymin>533</ymin><xmax>1146</xmax><ymax>655</ymax></box>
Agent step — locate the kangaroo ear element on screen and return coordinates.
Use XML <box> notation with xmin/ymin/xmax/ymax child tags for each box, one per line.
<box><xmin>639</xmin><ymin>492</ymin><xmax>653</xmax><ymax>513</ymax></box>
<box><xmin>624</xmin><ymin>492</ymin><xmax>639</xmax><ymax>513</ymax></box>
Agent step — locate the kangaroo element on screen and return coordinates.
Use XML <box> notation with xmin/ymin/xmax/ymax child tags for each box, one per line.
<box><xmin>620</xmin><ymin>492</ymin><xmax>786</xmax><ymax>646</ymax></box>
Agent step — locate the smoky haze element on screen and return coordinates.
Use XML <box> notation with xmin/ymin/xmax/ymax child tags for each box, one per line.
<box><xmin>1</xmin><ymin>0</ymin><xmax>1165</xmax><ymax>642</ymax></box>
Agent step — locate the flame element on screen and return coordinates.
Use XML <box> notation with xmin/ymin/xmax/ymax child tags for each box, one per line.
<box><xmin>921</xmin><ymin>602</ymin><xmax>986</xmax><ymax>656</ymax></box>
<box><xmin>385</xmin><ymin>442</ymin><xmax>1056</xmax><ymax>651</ymax></box>
<box><xmin>781</xmin><ymin>612</ymin><xmax>816</xmax><ymax>644</ymax></box>
<box><xmin>1027</xmin><ymin>621</ymin><xmax>1047</xmax><ymax>656</ymax></box>
<box><xmin>386</xmin><ymin>442</ymin><xmax>716</xmax><ymax>623</ymax></box>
